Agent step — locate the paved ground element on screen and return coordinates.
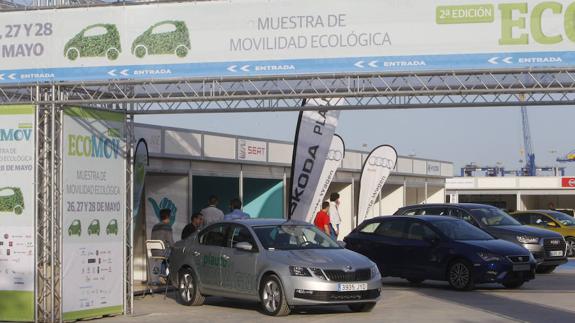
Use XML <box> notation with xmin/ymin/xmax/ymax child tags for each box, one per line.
<box><xmin>107</xmin><ymin>260</ymin><xmax>575</xmax><ymax>323</ymax></box>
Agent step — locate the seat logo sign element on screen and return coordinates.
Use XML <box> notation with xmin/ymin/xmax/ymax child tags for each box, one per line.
<box><xmin>561</xmin><ymin>177</ymin><xmax>575</xmax><ymax>188</ymax></box>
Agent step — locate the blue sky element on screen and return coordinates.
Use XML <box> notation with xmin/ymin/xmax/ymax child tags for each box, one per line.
<box><xmin>136</xmin><ymin>105</ymin><xmax>575</xmax><ymax>176</ymax></box>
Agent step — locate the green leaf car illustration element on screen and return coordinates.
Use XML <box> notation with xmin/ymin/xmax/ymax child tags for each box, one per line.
<box><xmin>64</xmin><ymin>24</ymin><xmax>121</xmax><ymax>61</ymax></box>
<box><xmin>0</xmin><ymin>187</ymin><xmax>25</xmax><ymax>215</ymax></box>
<box><xmin>88</xmin><ymin>219</ymin><xmax>101</xmax><ymax>236</ymax></box>
<box><xmin>106</xmin><ymin>219</ymin><xmax>118</xmax><ymax>235</ymax></box>
<box><xmin>132</xmin><ymin>21</ymin><xmax>191</xmax><ymax>58</ymax></box>
<box><xmin>68</xmin><ymin>219</ymin><xmax>81</xmax><ymax>237</ymax></box>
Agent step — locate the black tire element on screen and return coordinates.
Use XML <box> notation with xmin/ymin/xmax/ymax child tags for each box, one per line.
<box><xmin>406</xmin><ymin>277</ymin><xmax>425</xmax><ymax>284</ymax></box>
<box><xmin>177</xmin><ymin>268</ymin><xmax>205</xmax><ymax>306</ymax></box>
<box><xmin>348</xmin><ymin>302</ymin><xmax>376</xmax><ymax>312</ymax></box>
<box><xmin>566</xmin><ymin>237</ymin><xmax>575</xmax><ymax>258</ymax></box>
<box><xmin>536</xmin><ymin>265</ymin><xmax>557</xmax><ymax>274</ymax></box>
<box><xmin>260</xmin><ymin>274</ymin><xmax>290</xmax><ymax>316</ymax></box>
<box><xmin>447</xmin><ymin>260</ymin><xmax>475</xmax><ymax>291</ymax></box>
<box><xmin>502</xmin><ymin>280</ymin><xmax>525</xmax><ymax>289</ymax></box>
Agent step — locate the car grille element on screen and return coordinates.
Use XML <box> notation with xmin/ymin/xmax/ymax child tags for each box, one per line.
<box><xmin>507</xmin><ymin>255</ymin><xmax>530</xmax><ymax>263</ymax></box>
<box><xmin>294</xmin><ymin>289</ymin><xmax>380</xmax><ymax>302</ymax></box>
<box><xmin>323</xmin><ymin>268</ymin><xmax>371</xmax><ymax>282</ymax></box>
<box><xmin>543</xmin><ymin>238</ymin><xmax>566</xmax><ymax>253</ymax></box>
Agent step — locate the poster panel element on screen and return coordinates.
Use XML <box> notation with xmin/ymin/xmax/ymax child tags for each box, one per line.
<box><xmin>1</xmin><ymin>0</ymin><xmax>575</xmax><ymax>83</ymax></box>
<box><xmin>62</xmin><ymin>107</ymin><xmax>126</xmax><ymax>320</ymax></box>
<box><xmin>0</xmin><ymin>105</ymin><xmax>35</xmax><ymax>322</ymax></box>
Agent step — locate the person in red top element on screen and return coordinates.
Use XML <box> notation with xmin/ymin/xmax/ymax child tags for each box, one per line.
<box><xmin>314</xmin><ymin>201</ymin><xmax>331</xmax><ymax>236</ymax></box>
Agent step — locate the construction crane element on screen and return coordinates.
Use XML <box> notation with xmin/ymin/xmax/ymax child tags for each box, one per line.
<box><xmin>520</xmin><ymin>106</ymin><xmax>537</xmax><ymax>176</ymax></box>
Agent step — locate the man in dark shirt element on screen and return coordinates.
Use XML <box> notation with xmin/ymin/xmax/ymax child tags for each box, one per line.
<box><xmin>181</xmin><ymin>212</ymin><xmax>204</xmax><ymax>240</ymax></box>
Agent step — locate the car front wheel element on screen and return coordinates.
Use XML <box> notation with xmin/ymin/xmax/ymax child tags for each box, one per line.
<box><xmin>177</xmin><ymin>268</ymin><xmax>204</xmax><ymax>306</ymax></box>
<box><xmin>260</xmin><ymin>274</ymin><xmax>290</xmax><ymax>316</ymax></box>
<box><xmin>348</xmin><ymin>302</ymin><xmax>376</xmax><ymax>312</ymax></box>
<box><xmin>448</xmin><ymin>260</ymin><xmax>474</xmax><ymax>291</ymax></box>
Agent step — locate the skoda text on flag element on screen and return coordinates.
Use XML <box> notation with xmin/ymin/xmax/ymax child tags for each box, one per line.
<box><xmin>2</xmin><ymin>0</ymin><xmax>575</xmax><ymax>84</ymax></box>
<box><xmin>289</xmin><ymin>99</ymin><xmax>340</xmax><ymax>221</ymax></box>
<box><xmin>358</xmin><ymin>145</ymin><xmax>398</xmax><ymax>223</ymax></box>
<box><xmin>308</xmin><ymin>134</ymin><xmax>345</xmax><ymax>222</ymax></box>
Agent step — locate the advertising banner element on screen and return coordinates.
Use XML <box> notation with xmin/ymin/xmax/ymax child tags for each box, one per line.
<box><xmin>358</xmin><ymin>145</ymin><xmax>398</xmax><ymax>223</ymax></box>
<box><xmin>289</xmin><ymin>98</ymin><xmax>340</xmax><ymax>221</ymax></box>
<box><xmin>238</xmin><ymin>139</ymin><xmax>267</xmax><ymax>162</ymax></box>
<box><xmin>0</xmin><ymin>105</ymin><xmax>35</xmax><ymax>322</ymax></box>
<box><xmin>62</xmin><ymin>107</ymin><xmax>126</xmax><ymax>321</ymax></box>
<box><xmin>308</xmin><ymin>134</ymin><xmax>345</xmax><ymax>222</ymax></box>
<box><xmin>1</xmin><ymin>0</ymin><xmax>575</xmax><ymax>84</ymax></box>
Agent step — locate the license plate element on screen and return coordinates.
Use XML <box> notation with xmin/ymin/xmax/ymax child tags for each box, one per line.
<box><xmin>338</xmin><ymin>283</ymin><xmax>368</xmax><ymax>292</ymax></box>
<box><xmin>549</xmin><ymin>250</ymin><xmax>564</xmax><ymax>257</ymax></box>
<box><xmin>513</xmin><ymin>264</ymin><xmax>531</xmax><ymax>272</ymax></box>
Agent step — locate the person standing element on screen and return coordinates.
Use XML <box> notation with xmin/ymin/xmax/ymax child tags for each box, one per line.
<box><xmin>329</xmin><ymin>192</ymin><xmax>342</xmax><ymax>239</ymax></box>
<box><xmin>224</xmin><ymin>198</ymin><xmax>251</xmax><ymax>220</ymax></box>
<box><xmin>201</xmin><ymin>195</ymin><xmax>224</xmax><ymax>227</ymax></box>
<box><xmin>151</xmin><ymin>208</ymin><xmax>174</xmax><ymax>249</ymax></box>
<box><xmin>181</xmin><ymin>212</ymin><xmax>204</xmax><ymax>240</ymax></box>
<box><xmin>314</xmin><ymin>201</ymin><xmax>331</xmax><ymax>237</ymax></box>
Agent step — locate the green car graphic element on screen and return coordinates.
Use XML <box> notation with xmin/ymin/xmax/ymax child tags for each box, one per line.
<box><xmin>0</xmin><ymin>187</ymin><xmax>25</xmax><ymax>215</ymax></box>
<box><xmin>64</xmin><ymin>24</ymin><xmax>121</xmax><ymax>61</ymax></box>
<box><xmin>132</xmin><ymin>21</ymin><xmax>191</xmax><ymax>58</ymax></box>
<box><xmin>88</xmin><ymin>219</ymin><xmax>101</xmax><ymax>236</ymax></box>
<box><xmin>106</xmin><ymin>219</ymin><xmax>118</xmax><ymax>235</ymax></box>
<box><xmin>68</xmin><ymin>219</ymin><xmax>81</xmax><ymax>237</ymax></box>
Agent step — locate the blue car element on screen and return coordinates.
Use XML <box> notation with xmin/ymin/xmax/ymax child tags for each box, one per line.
<box><xmin>344</xmin><ymin>216</ymin><xmax>536</xmax><ymax>291</ymax></box>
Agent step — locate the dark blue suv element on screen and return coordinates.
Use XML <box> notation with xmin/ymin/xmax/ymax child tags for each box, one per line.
<box><xmin>344</xmin><ymin>216</ymin><xmax>536</xmax><ymax>291</ymax></box>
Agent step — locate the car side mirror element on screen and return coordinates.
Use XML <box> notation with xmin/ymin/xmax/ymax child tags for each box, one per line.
<box><xmin>235</xmin><ymin>242</ymin><xmax>253</xmax><ymax>251</ymax></box>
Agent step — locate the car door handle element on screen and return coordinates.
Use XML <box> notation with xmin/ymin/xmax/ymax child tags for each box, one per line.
<box><xmin>222</xmin><ymin>254</ymin><xmax>230</xmax><ymax>260</ymax></box>
<box><xmin>192</xmin><ymin>251</ymin><xmax>200</xmax><ymax>257</ymax></box>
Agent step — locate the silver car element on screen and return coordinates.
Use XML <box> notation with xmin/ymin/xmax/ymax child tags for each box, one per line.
<box><xmin>168</xmin><ymin>219</ymin><xmax>382</xmax><ymax>316</ymax></box>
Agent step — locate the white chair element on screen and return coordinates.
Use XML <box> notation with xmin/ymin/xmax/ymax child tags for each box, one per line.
<box><xmin>145</xmin><ymin>240</ymin><xmax>170</xmax><ymax>298</ymax></box>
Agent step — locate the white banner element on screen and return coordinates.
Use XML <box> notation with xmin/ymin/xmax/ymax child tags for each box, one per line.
<box><xmin>62</xmin><ymin>107</ymin><xmax>125</xmax><ymax>320</ymax></box>
<box><xmin>0</xmin><ymin>105</ymin><xmax>35</xmax><ymax>322</ymax></box>
<box><xmin>307</xmin><ymin>134</ymin><xmax>345</xmax><ymax>222</ymax></box>
<box><xmin>358</xmin><ymin>145</ymin><xmax>398</xmax><ymax>223</ymax></box>
<box><xmin>1</xmin><ymin>0</ymin><xmax>575</xmax><ymax>83</ymax></box>
<box><xmin>238</xmin><ymin>139</ymin><xmax>267</xmax><ymax>162</ymax></box>
<box><xmin>289</xmin><ymin>98</ymin><xmax>340</xmax><ymax>221</ymax></box>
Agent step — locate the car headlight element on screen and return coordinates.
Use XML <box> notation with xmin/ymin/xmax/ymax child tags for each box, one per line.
<box><xmin>289</xmin><ymin>266</ymin><xmax>311</xmax><ymax>277</ymax></box>
<box><xmin>477</xmin><ymin>252</ymin><xmax>502</xmax><ymax>262</ymax></box>
<box><xmin>309</xmin><ymin>267</ymin><xmax>327</xmax><ymax>280</ymax></box>
<box><xmin>370</xmin><ymin>265</ymin><xmax>380</xmax><ymax>278</ymax></box>
<box><xmin>517</xmin><ymin>235</ymin><xmax>540</xmax><ymax>244</ymax></box>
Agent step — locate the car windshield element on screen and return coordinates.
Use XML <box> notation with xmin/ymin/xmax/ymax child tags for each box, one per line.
<box><xmin>549</xmin><ymin>211</ymin><xmax>575</xmax><ymax>226</ymax></box>
<box><xmin>253</xmin><ymin>224</ymin><xmax>340</xmax><ymax>250</ymax></box>
<box><xmin>469</xmin><ymin>207</ymin><xmax>521</xmax><ymax>226</ymax></box>
<box><xmin>432</xmin><ymin>220</ymin><xmax>494</xmax><ymax>241</ymax></box>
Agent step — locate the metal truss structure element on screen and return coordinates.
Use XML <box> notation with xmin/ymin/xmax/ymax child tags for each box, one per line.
<box><xmin>3</xmin><ymin>67</ymin><xmax>575</xmax><ymax>323</ymax></box>
<box><xmin>2</xmin><ymin>69</ymin><xmax>575</xmax><ymax>114</ymax></box>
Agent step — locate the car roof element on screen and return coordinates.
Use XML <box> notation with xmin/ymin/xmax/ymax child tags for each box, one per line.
<box><xmin>218</xmin><ymin>218</ymin><xmax>310</xmax><ymax>227</ymax></box>
<box><xmin>400</xmin><ymin>203</ymin><xmax>497</xmax><ymax>210</ymax></box>
<box><xmin>513</xmin><ymin>210</ymin><xmax>564</xmax><ymax>215</ymax></box>
<box><xmin>369</xmin><ymin>215</ymin><xmax>459</xmax><ymax>222</ymax></box>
